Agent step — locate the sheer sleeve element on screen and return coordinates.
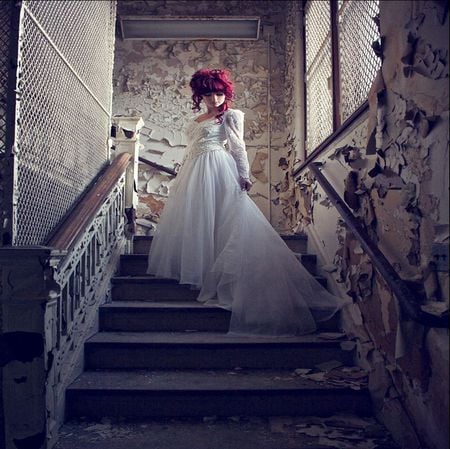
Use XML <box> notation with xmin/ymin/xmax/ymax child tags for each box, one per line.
<box><xmin>224</xmin><ymin>109</ymin><xmax>251</xmax><ymax>181</ymax></box>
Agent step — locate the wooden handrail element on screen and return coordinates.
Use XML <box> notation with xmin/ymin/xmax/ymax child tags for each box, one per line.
<box><xmin>309</xmin><ymin>163</ymin><xmax>448</xmax><ymax>328</ymax></box>
<box><xmin>46</xmin><ymin>152</ymin><xmax>132</xmax><ymax>251</ymax></box>
<box><xmin>139</xmin><ymin>156</ymin><xmax>177</xmax><ymax>176</ymax></box>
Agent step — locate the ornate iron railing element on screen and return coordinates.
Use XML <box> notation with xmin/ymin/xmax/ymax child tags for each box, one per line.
<box><xmin>138</xmin><ymin>156</ymin><xmax>178</xmax><ymax>177</ymax></box>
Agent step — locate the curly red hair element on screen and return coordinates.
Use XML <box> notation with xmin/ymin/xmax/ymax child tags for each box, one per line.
<box><xmin>190</xmin><ymin>69</ymin><xmax>234</xmax><ymax>123</ymax></box>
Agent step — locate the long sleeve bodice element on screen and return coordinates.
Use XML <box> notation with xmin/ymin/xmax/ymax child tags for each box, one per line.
<box><xmin>150</xmin><ymin>110</ymin><xmax>351</xmax><ymax>337</ymax></box>
<box><xmin>184</xmin><ymin>109</ymin><xmax>251</xmax><ymax>180</ymax></box>
<box><xmin>223</xmin><ymin>109</ymin><xmax>250</xmax><ymax>180</ymax></box>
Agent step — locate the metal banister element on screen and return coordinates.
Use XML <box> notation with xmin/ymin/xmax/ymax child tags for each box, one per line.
<box><xmin>138</xmin><ymin>156</ymin><xmax>177</xmax><ymax>177</ymax></box>
<box><xmin>309</xmin><ymin>162</ymin><xmax>448</xmax><ymax>328</ymax></box>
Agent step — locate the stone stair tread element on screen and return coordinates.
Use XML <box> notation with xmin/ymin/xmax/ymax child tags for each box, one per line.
<box><xmin>133</xmin><ymin>234</ymin><xmax>308</xmax><ymax>241</ymax></box>
<box><xmin>55</xmin><ymin>415</ymin><xmax>399</xmax><ymax>449</ymax></box>
<box><xmin>111</xmin><ymin>276</ymin><xmax>189</xmax><ymax>284</ymax></box>
<box><xmin>99</xmin><ymin>301</ymin><xmax>339</xmax><ymax>333</ymax></box>
<box><xmin>101</xmin><ymin>300</ymin><xmax>220</xmax><ymax>309</ymax></box>
<box><xmin>111</xmin><ymin>275</ymin><xmax>327</xmax><ymax>285</ymax></box>
<box><xmin>279</xmin><ymin>234</ymin><xmax>308</xmax><ymax>240</ymax></box>
<box><xmin>119</xmin><ymin>253</ymin><xmax>318</xmax><ymax>277</ymax></box>
<box><xmin>133</xmin><ymin>234</ymin><xmax>308</xmax><ymax>255</ymax></box>
<box><xmin>87</xmin><ymin>331</ymin><xmax>346</xmax><ymax>346</ymax></box>
<box><xmin>68</xmin><ymin>369</ymin><xmax>365</xmax><ymax>392</ymax></box>
<box><xmin>120</xmin><ymin>253</ymin><xmax>316</xmax><ymax>260</ymax></box>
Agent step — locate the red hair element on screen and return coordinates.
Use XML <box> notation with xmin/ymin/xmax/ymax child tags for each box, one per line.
<box><xmin>190</xmin><ymin>69</ymin><xmax>234</xmax><ymax>123</ymax></box>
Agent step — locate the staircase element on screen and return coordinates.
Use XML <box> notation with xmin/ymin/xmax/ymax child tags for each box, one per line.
<box><xmin>66</xmin><ymin>234</ymin><xmax>371</xmax><ymax>420</ymax></box>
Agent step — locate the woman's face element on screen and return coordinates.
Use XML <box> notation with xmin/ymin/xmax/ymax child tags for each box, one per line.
<box><xmin>202</xmin><ymin>91</ymin><xmax>226</xmax><ymax>110</ymax></box>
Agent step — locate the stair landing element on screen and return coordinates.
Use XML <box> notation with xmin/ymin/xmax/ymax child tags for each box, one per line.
<box><xmin>55</xmin><ymin>414</ymin><xmax>400</xmax><ymax>449</ymax></box>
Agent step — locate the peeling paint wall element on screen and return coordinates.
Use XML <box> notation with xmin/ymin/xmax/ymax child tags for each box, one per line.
<box><xmin>113</xmin><ymin>0</ymin><xmax>294</xmax><ymax>233</ymax></box>
<box><xmin>291</xmin><ymin>1</ymin><xmax>449</xmax><ymax>448</ymax></box>
<box><xmin>275</xmin><ymin>0</ymin><xmax>304</xmax><ymax>232</ymax></box>
<box><xmin>112</xmin><ymin>2</ymin><xmax>448</xmax><ymax>445</ymax></box>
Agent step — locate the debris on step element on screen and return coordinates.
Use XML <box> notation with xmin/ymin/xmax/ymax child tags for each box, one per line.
<box><xmin>304</xmin><ymin>371</ymin><xmax>327</xmax><ymax>382</ymax></box>
<box><xmin>420</xmin><ymin>301</ymin><xmax>448</xmax><ymax>317</ymax></box>
<box><xmin>56</xmin><ymin>414</ymin><xmax>400</xmax><ymax>449</ymax></box>
<box><xmin>76</xmin><ymin>417</ymin><xmax>135</xmax><ymax>441</ymax></box>
<box><xmin>317</xmin><ymin>332</ymin><xmax>347</xmax><ymax>340</ymax></box>
<box><xmin>228</xmin><ymin>416</ymin><xmax>241</xmax><ymax>423</ymax></box>
<box><xmin>202</xmin><ymin>416</ymin><xmax>218</xmax><ymax>424</ymax></box>
<box><xmin>325</xmin><ymin>366</ymin><xmax>369</xmax><ymax>390</ymax></box>
<box><xmin>294</xmin><ymin>413</ymin><xmax>399</xmax><ymax>448</ymax></box>
<box><xmin>269</xmin><ymin>416</ymin><xmax>293</xmax><ymax>433</ymax></box>
<box><xmin>293</xmin><ymin>368</ymin><xmax>312</xmax><ymax>376</ymax></box>
<box><xmin>340</xmin><ymin>340</ymin><xmax>357</xmax><ymax>351</ymax></box>
<box><xmin>293</xmin><ymin>363</ymin><xmax>369</xmax><ymax>390</ymax></box>
<box><xmin>315</xmin><ymin>360</ymin><xmax>344</xmax><ymax>372</ymax></box>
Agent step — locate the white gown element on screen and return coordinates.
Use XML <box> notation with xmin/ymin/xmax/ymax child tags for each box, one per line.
<box><xmin>147</xmin><ymin>109</ymin><xmax>350</xmax><ymax>336</ymax></box>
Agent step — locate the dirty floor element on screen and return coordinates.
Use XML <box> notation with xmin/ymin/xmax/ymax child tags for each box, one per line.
<box><xmin>55</xmin><ymin>413</ymin><xmax>400</xmax><ymax>449</ymax></box>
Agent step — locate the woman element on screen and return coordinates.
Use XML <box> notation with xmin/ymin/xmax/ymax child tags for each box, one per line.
<box><xmin>147</xmin><ymin>68</ymin><xmax>350</xmax><ymax>336</ymax></box>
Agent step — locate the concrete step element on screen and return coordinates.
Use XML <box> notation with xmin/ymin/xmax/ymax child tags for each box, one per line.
<box><xmin>56</xmin><ymin>415</ymin><xmax>400</xmax><ymax>449</ymax></box>
<box><xmin>111</xmin><ymin>275</ymin><xmax>327</xmax><ymax>301</ymax></box>
<box><xmin>99</xmin><ymin>301</ymin><xmax>340</xmax><ymax>333</ymax></box>
<box><xmin>100</xmin><ymin>301</ymin><xmax>230</xmax><ymax>332</ymax></box>
<box><xmin>133</xmin><ymin>234</ymin><xmax>308</xmax><ymax>255</ymax></box>
<box><xmin>111</xmin><ymin>277</ymin><xmax>199</xmax><ymax>301</ymax></box>
<box><xmin>84</xmin><ymin>331</ymin><xmax>354</xmax><ymax>370</ymax></box>
<box><xmin>293</xmin><ymin>253</ymin><xmax>317</xmax><ymax>275</ymax></box>
<box><xmin>66</xmin><ymin>369</ymin><xmax>371</xmax><ymax>419</ymax></box>
<box><xmin>120</xmin><ymin>253</ymin><xmax>317</xmax><ymax>277</ymax></box>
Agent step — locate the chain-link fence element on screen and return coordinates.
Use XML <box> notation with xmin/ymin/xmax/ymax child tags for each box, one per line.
<box><xmin>338</xmin><ymin>0</ymin><xmax>380</xmax><ymax>122</ymax></box>
<box><xmin>0</xmin><ymin>1</ymin><xmax>13</xmax><ymax>155</ymax></box>
<box><xmin>305</xmin><ymin>0</ymin><xmax>333</xmax><ymax>154</ymax></box>
<box><xmin>14</xmin><ymin>1</ymin><xmax>116</xmax><ymax>245</ymax></box>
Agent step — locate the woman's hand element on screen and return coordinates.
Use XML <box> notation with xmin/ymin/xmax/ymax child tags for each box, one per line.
<box><xmin>239</xmin><ymin>177</ymin><xmax>253</xmax><ymax>192</ymax></box>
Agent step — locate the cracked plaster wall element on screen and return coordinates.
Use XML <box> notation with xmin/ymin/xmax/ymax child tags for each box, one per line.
<box><xmin>270</xmin><ymin>0</ymin><xmax>304</xmax><ymax>232</ymax></box>
<box><xmin>290</xmin><ymin>2</ymin><xmax>449</xmax><ymax>448</ymax></box>
<box><xmin>112</xmin><ymin>0</ymin><xmax>295</xmax><ymax>234</ymax></box>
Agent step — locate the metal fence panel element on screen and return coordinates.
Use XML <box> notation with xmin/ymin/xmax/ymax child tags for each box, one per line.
<box><xmin>338</xmin><ymin>0</ymin><xmax>380</xmax><ymax>122</ymax></box>
<box><xmin>305</xmin><ymin>0</ymin><xmax>333</xmax><ymax>154</ymax></box>
<box><xmin>14</xmin><ymin>1</ymin><xmax>116</xmax><ymax>245</ymax></box>
<box><xmin>24</xmin><ymin>1</ymin><xmax>116</xmax><ymax>111</ymax></box>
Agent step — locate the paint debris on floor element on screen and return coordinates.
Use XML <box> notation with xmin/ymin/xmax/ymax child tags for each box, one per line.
<box><xmin>55</xmin><ymin>413</ymin><xmax>400</xmax><ymax>449</ymax></box>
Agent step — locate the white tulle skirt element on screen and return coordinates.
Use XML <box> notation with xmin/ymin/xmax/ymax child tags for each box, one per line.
<box><xmin>147</xmin><ymin>148</ymin><xmax>350</xmax><ymax>336</ymax></box>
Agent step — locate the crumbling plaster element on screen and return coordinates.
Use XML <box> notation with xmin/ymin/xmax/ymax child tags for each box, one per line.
<box><xmin>112</xmin><ymin>0</ymin><xmax>296</xmax><ymax>234</ymax></box>
<box><xmin>270</xmin><ymin>0</ymin><xmax>304</xmax><ymax>232</ymax></box>
<box><xmin>289</xmin><ymin>1</ymin><xmax>448</xmax><ymax>448</ymax></box>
